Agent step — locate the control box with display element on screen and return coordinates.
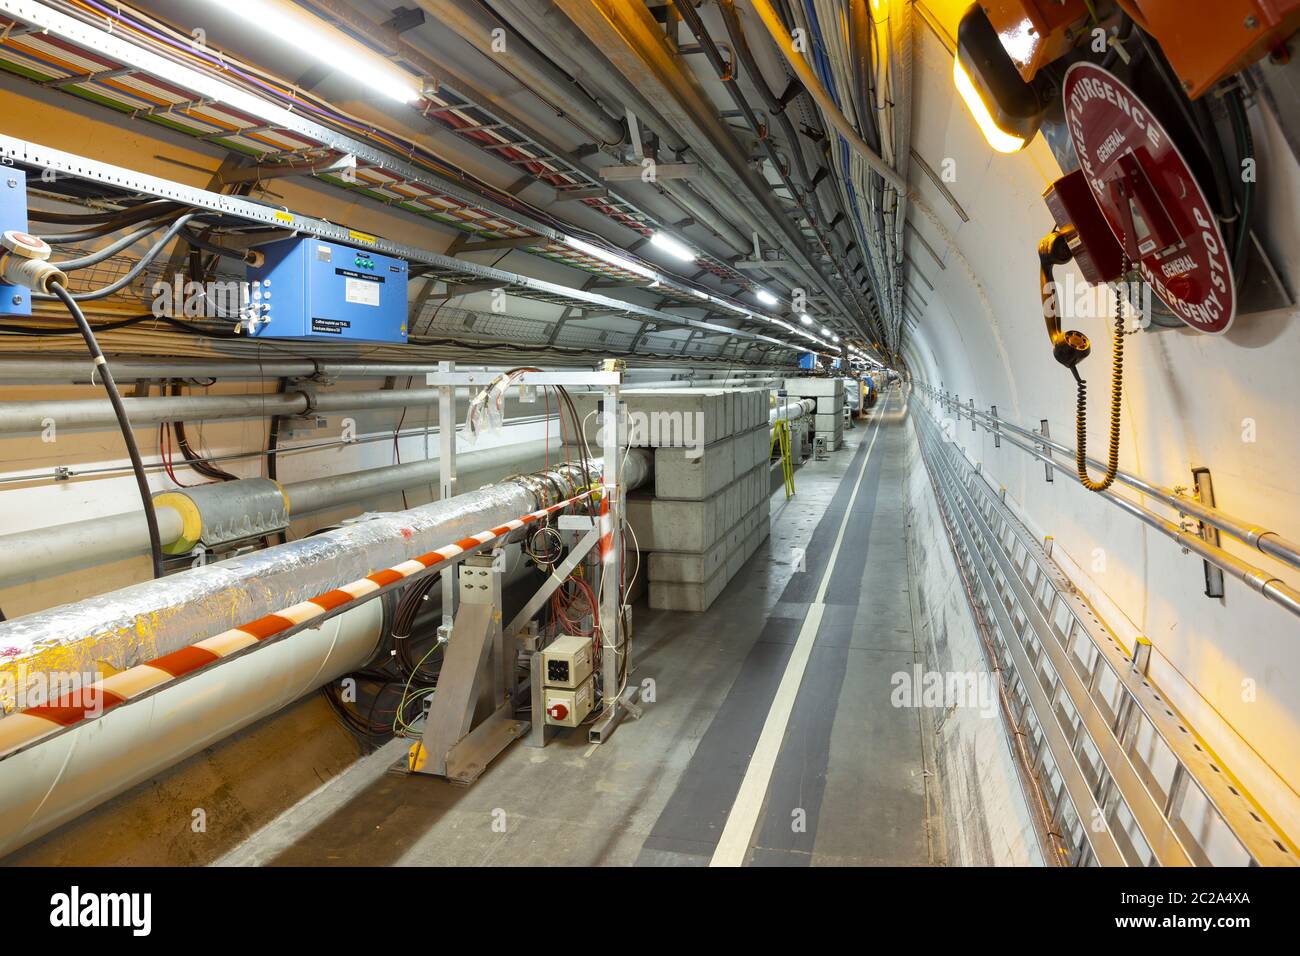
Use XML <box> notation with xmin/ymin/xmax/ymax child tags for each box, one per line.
<box><xmin>542</xmin><ymin>633</ymin><xmax>593</xmax><ymax>690</ymax></box>
<box><xmin>245</xmin><ymin>236</ymin><xmax>408</xmax><ymax>342</ymax></box>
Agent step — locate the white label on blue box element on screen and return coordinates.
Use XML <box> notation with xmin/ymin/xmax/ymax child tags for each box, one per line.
<box><xmin>345</xmin><ymin>277</ymin><xmax>380</xmax><ymax>306</ymax></box>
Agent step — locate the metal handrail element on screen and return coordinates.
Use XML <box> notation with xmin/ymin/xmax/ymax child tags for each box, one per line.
<box><xmin>913</xmin><ymin>383</ymin><xmax>1300</xmax><ymax>621</ymax></box>
<box><xmin>915</xmin><ymin>383</ymin><xmax>1300</xmax><ymax>574</ymax></box>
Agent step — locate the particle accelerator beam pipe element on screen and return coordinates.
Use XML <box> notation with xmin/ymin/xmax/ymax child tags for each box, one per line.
<box><xmin>0</xmin><ymin>453</ymin><xmax>650</xmax><ymax>857</ymax></box>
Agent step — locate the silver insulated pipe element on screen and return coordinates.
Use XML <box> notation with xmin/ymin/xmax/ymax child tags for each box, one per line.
<box><xmin>0</xmin><ymin>452</ymin><xmax>651</xmax><ymax>857</ymax></box>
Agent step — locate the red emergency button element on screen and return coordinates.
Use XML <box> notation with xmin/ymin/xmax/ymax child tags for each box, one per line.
<box><xmin>547</xmin><ymin>702</ymin><xmax>569</xmax><ymax>721</ymax></box>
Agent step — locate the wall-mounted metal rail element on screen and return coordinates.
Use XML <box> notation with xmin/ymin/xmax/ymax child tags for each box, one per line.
<box><xmin>913</xmin><ymin>383</ymin><xmax>1300</xmax><ymax>621</ymax></box>
<box><xmin>912</xmin><ymin>398</ymin><xmax>1296</xmax><ymax>866</ymax></box>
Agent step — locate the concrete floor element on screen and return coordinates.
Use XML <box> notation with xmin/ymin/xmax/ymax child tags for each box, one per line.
<box><xmin>7</xmin><ymin>388</ymin><xmax>943</xmax><ymax>867</ymax></box>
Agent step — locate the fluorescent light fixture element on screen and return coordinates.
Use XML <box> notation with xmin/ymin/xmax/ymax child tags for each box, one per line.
<box><xmin>200</xmin><ymin>0</ymin><xmax>422</xmax><ymax>103</ymax></box>
<box><xmin>755</xmin><ymin>288</ymin><xmax>778</xmax><ymax>306</ymax></box>
<box><xmin>800</xmin><ymin>313</ymin><xmax>813</xmax><ymax>326</ymax></box>
<box><xmin>952</xmin><ymin>57</ymin><xmax>1026</xmax><ymax>154</ymax></box>
<box><xmin>562</xmin><ymin>236</ymin><xmax>658</xmax><ymax>281</ymax></box>
<box><xmin>650</xmin><ymin>231</ymin><xmax>696</xmax><ymax>262</ymax></box>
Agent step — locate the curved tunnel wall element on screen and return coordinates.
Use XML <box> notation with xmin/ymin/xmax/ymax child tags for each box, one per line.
<box><xmin>903</xmin><ymin>11</ymin><xmax>1300</xmax><ymax>838</ymax></box>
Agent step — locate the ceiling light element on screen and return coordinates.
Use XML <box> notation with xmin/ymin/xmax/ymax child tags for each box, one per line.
<box><xmin>800</xmin><ymin>313</ymin><xmax>813</xmax><ymax>326</ymax></box>
<box><xmin>820</xmin><ymin>327</ymin><xmax>832</xmax><ymax>337</ymax></box>
<box><xmin>200</xmin><ymin>0</ymin><xmax>422</xmax><ymax>103</ymax></box>
<box><xmin>650</xmin><ymin>231</ymin><xmax>696</xmax><ymax>262</ymax></box>
<box><xmin>562</xmin><ymin>236</ymin><xmax>658</xmax><ymax>281</ymax></box>
<box><xmin>755</xmin><ymin>288</ymin><xmax>778</xmax><ymax>306</ymax></box>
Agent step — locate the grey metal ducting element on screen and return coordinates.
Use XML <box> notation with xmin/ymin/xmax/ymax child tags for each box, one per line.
<box><xmin>410</xmin><ymin>0</ymin><xmax>626</xmax><ymax>147</ymax></box>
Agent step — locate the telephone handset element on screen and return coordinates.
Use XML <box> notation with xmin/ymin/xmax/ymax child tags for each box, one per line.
<box><xmin>1039</xmin><ymin>172</ymin><xmax>1133</xmax><ymax>493</ymax></box>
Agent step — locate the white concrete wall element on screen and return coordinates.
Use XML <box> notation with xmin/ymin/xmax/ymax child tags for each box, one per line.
<box><xmin>903</xmin><ymin>424</ymin><xmax>1045</xmax><ymax>866</ymax></box>
<box><xmin>903</xmin><ymin>13</ymin><xmax>1300</xmax><ymax>843</ymax></box>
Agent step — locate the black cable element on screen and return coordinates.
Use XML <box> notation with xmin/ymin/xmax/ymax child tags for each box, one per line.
<box><xmin>27</xmin><ymin>200</ymin><xmax>179</xmax><ymax>226</ymax></box>
<box><xmin>169</xmin><ymin>380</ymin><xmax>239</xmax><ymax>481</ymax></box>
<box><xmin>40</xmin><ymin>203</ymin><xmax>185</xmax><ymax>245</ymax></box>
<box><xmin>48</xmin><ymin>280</ymin><xmax>165</xmax><ymax>578</ymax></box>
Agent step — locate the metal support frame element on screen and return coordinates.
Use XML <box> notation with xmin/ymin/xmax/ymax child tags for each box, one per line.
<box><xmin>410</xmin><ymin>551</ymin><xmax>527</xmax><ymax>783</ymax></box>
<box><xmin>437</xmin><ymin>361</ymin><xmax>457</xmax><ymax>638</ymax></box>
<box><xmin>588</xmin><ymin>381</ymin><xmax>633</xmax><ymax>743</ymax></box>
<box><xmin>1192</xmin><ymin>467</ymin><xmax>1226</xmax><ymax>600</ymax></box>
<box><xmin>421</xmin><ymin>367</ymin><xmax>634</xmax><ymax>748</ymax></box>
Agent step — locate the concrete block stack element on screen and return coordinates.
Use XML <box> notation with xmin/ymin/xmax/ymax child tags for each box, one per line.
<box><xmin>784</xmin><ymin>377</ymin><xmax>844</xmax><ymax>451</ymax></box>
<box><xmin>567</xmin><ymin>387</ymin><xmax>772</xmax><ymax>612</ymax></box>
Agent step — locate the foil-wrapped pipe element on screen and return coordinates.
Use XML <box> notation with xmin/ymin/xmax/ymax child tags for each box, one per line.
<box><xmin>0</xmin><ymin>451</ymin><xmax>651</xmax><ymax>716</ymax></box>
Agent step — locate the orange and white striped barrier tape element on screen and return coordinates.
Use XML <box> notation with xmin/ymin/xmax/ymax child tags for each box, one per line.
<box><xmin>0</xmin><ymin>489</ymin><xmax>595</xmax><ymax>760</ymax></box>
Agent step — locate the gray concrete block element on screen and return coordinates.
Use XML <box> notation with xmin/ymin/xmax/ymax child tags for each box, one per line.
<box><xmin>784</xmin><ymin>377</ymin><xmax>843</xmax><ymax>398</ymax></box>
<box><xmin>816</xmin><ymin>395</ymin><xmax>841</xmax><ymax>415</ymax></box>
<box><xmin>568</xmin><ymin>389</ymin><xmax>729</xmax><ymax>447</ymax></box>
<box><xmin>647</xmin><ymin>533</ymin><xmax>730</xmax><ymax>583</ymax></box>
<box><xmin>649</xmin><ymin>563</ymin><xmax>730</xmax><ymax>612</ymax></box>
<box><xmin>814</xmin><ymin>412</ymin><xmax>843</xmax><ymax>433</ymax></box>
<box><xmin>653</xmin><ymin>437</ymin><xmax>734</xmax><ymax>499</ymax></box>
<box><xmin>625</xmin><ymin>493</ymin><xmax>727</xmax><ymax>552</ymax></box>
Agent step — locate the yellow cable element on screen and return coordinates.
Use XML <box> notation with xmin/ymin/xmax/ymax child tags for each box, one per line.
<box><xmin>1073</xmin><ymin>257</ymin><xmax>1128</xmax><ymax>492</ymax></box>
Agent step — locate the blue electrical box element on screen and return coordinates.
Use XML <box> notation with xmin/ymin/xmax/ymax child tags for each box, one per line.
<box><xmin>798</xmin><ymin>351</ymin><xmax>816</xmax><ymax>370</ymax></box>
<box><xmin>0</xmin><ymin>168</ymin><xmax>31</xmax><ymax>317</ymax></box>
<box><xmin>246</xmin><ymin>236</ymin><xmax>408</xmax><ymax>342</ymax></box>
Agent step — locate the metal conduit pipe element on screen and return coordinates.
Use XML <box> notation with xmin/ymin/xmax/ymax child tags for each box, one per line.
<box><xmin>480</xmin><ymin>0</ymin><xmax>760</xmax><ymax>261</ymax></box>
<box><xmin>925</xmin><ymin>389</ymin><xmax>1300</xmax><ymax>577</ymax></box>
<box><xmin>0</xmin><ymin>437</ymin><xmax>564</xmax><ymax>587</ymax></box>
<box><xmin>410</xmin><ymin>0</ymin><xmax>626</xmax><ymax>148</ymax></box>
<box><xmin>0</xmin><ymin>376</ymin><xmax>788</xmax><ymax>435</ymax></box>
<box><xmin>677</xmin><ymin>1</ymin><xmax>874</xmax><ymax>333</ymax></box>
<box><xmin>0</xmin><ymin>450</ymin><xmax>652</xmax><ymax>713</ymax></box>
<box><xmin>913</xmin><ymin>403</ymin><xmax>1300</xmax><ymax>621</ymax></box>
<box><xmin>552</xmin><ymin>0</ymin><xmax>860</xmax><ymax>323</ymax></box>
<box><xmin>0</xmin><ymin>358</ymin><xmax>786</xmax><ymax>384</ymax></box>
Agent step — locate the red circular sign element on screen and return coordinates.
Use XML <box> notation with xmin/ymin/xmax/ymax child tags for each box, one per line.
<box><xmin>1062</xmin><ymin>62</ymin><xmax>1235</xmax><ymax>334</ymax></box>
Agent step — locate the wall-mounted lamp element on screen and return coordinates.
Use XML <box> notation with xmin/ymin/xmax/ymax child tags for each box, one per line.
<box><xmin>954</xmin><ymin>3</ymin><xmax>1046</xmax><ymax>154</ymax></box>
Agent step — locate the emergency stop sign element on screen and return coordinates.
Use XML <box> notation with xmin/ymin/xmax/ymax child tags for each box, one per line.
<box><xmin>1062</xmin><ymin>62</ymin><xmax>1235</xmax><ymax>333</ymax></box>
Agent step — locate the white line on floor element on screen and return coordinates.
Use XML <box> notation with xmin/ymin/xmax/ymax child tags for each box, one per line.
<box><xmin>709</xmin><ymin>392</ymin><xmax>890</xmax><ymax>867</ymax></box>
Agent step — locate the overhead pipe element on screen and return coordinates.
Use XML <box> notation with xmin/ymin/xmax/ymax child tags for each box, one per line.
<box><xmin>680</xmin><ymin>0</ymin><xmax>873</xmax><ymax>336</ymax></box>
<box><xmin>409</xmin><ymin>0</ymin><xmax>626</xmax><ymax>148</ymax></box>
<box><xmin>749</xmin><ymin>0</ymin><xmax>908</xmax><ymax>194</ymax></box>
<box><xmin>0</xmin><ymin>372</ymin><xmax>786</xmax><ymax>434</ymax></box>
<box><xmin>0</xmin><ymin>356</ymin><xmax>782</xmax><ymax>385</ymax></box>
<box><xmin>481</xmin><ymin>0</ymin><xmax>758</xmax><ymax>260</ymax></box>
<box><xmin>552</xmin><ymin>0</ymin><xmax>861</xmax><ymax>324</ymax></box>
